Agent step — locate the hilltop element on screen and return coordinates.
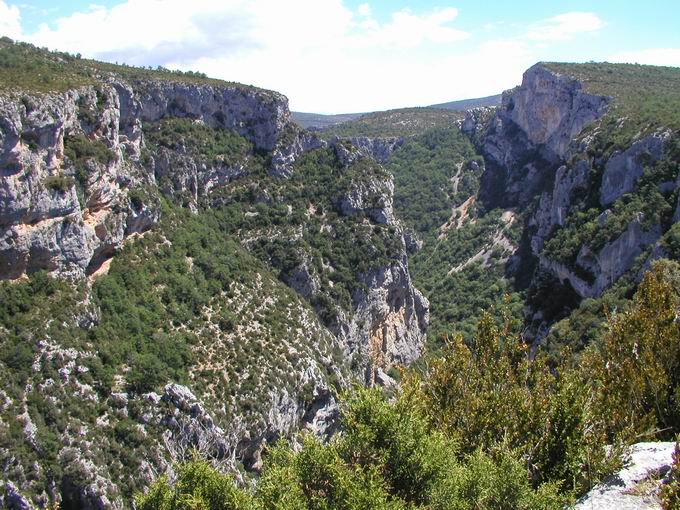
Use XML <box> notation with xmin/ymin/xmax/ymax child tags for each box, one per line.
<box><xmin>291</xmin><ymin>94</ymin><xmax>501</xmax><ymax>130</ymax></box>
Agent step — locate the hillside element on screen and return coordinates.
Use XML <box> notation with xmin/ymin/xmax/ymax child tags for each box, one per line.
<box><xmin>290</xmin><ymin>94</ymin><xmax>501</xmax><ymax>131</ymax></box>
<box><xmin>338</xmin><ymin>61</ymin><xmax>680</xmax><ymax>350</ymax></box>
<box><xmin>290</xmin><ymin>111</ymin><xmax>363</xmax><ymax>130</ymax></box>
<box><xmin>0</xmin><ymin>39</ymin><xmax>427</xmax><ymax>509</ymax></box>
<box><xmin>2</xmin><ymin>33</ymin><xmax>680</xmax><ymax>510</ymax></box>
<box><xmin>321</xmin><ymin>107</ymin><xmax>464</xmax><ymax>138</ymax></box>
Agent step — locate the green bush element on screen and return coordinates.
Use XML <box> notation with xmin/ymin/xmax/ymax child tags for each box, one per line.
<box><xmin>43</xmin><ymin>174</ymin><xmax>74</xmax><ymax>192</ymax></box>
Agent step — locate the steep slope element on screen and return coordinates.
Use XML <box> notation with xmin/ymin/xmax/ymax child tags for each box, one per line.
<box><xmin>464</xmin><ymin>62</ymin><xmax>680</xmax><ymax>345</ymax></box>
<box><xmin>0</xmin><ymin>40</ymin><xmax>427</xmax><ymax>509</ymax></box>
<box><xmin>328</xmin><ymin>62</ymin><xmax>680</xmax><ymax>351</ymax></box>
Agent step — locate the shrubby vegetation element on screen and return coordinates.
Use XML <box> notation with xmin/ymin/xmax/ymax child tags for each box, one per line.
<box><xmin>144</xmin><ymin>118</ymin><xmax>252</xmax><ymax>166</ymax></box>
<box><xmin>323</xmin><ymin>108</ymin><xmax>463</xmax><ymax>138</ymax></box>
<box><xmin>387</xmin><ymin>126</ymin><xmax>479</xmax><ymax>234</ymax></box>
<box><xmin>138</xmin><ymin>261</ymin><xmax>680</xmax><ymax>509</ymax></box>
<box><xmin>0</xmin><ymin>37</ymin><xmax>259</xmax><ymax>93</ymax></box>
<box><xmin>214</xmin><ymin>147</ymin><xmax>405</xmax><ymax>324</ymax></box>
<box><xmin>662</xmin><ymin>442</ymin><xmax>680</xmax><ymax>510</ymax></box>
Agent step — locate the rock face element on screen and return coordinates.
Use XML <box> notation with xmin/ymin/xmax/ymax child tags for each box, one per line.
<box><xmin>503</xmin><ymin>64</ymin><xmax>610</xmax><ymax>160</ymax></box>
<box><xmin>575</xmin><ymin>442</ymin><xmax>676</xmax><ymax>510</ymax></box>
<box><xmin>600</xmin><ymin>132</ymin><xmax>669</xmax><ymax>206</ymax></box>
<box><xmin>354</xmin><ymin>252</ymin><xmax>429</xmax><ymax>375</ymax></box>
<box><xmin>540</xmin><ymin>214</ymin><xmax>662</xmax><ymax>299</ymax></box>
<box><xmin>0</xmin><ymin>78</ymin><xmax>289</xmax><ymax>280</ymax></box>
<box><xmin>530</xmin><ymin>160</ymin><xmax>590</xmax><ymax>254</ymax></box>
<box><xmin>270</xmin><ymin>126</ymin><xmax>327</xmax><ymax>177</ymax></box>
<box><xmin>464</xmin><ymin>62</ymin><xmax>680</xmax><ymax>338</ymax></box>
<box><xmin>470</xmin><ymin>64</ymin><xmax>609</xmax><ymax>208</ymax></box>
<box><xmin>343</xmin><ymin>136</ymin><xmax>404</xmax><ymax>164</ymax></box>
<box><xmin>337</xmin><ymin>171</ymin><xmax>396</xmax><ymax>225</ymax></box>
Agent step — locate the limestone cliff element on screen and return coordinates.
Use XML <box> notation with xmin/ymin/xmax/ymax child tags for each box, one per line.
<box><xmin>464</xmin><ymin>62</ymin><xmax>679</xmax><ymax>338</ymax></box>
<box><xmin>0</xmin><ymin>78</ymin><xmax>288</xmax><ymax>280</ymax></box>
<box><xmin>0</xmin><ymin>58</ymin><xmax>428</xmax><ymax>509</ymax></box>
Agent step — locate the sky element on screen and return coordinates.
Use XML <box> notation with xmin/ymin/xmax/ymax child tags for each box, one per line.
<box><xmin>1</xmin><ymin>1</ymin><xmax>679</xmax><ymax>113</ymax></box>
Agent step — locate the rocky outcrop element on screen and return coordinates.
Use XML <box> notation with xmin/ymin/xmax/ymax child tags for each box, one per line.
<box><xmin>270</xmin><ymin>126</ymin><xmax>327</xmax><ymax>178</ymax></box>
<box><xmin>151</xmin><ymin>146</ymin><xmax>249</xmax><ymax>210</ymax></box>
<box><xmin>337</xmin><ymin>172</ymin><xmax>396</xmax><ymax>225</ymax></box>
<box><xmin>116</xmin><ymin>79</ymin><xmax>288</xmax><ymax>152</ymax></box>
<box><xmin>530</xmin><ymin>160</ymin><xmax>590</xmax><ymax>254</ymax></box>
<box><xmin>503</xmin><ymin>64</ymin><xmax>610</xmax><ymax>160</ymax></box>
<box><xmin>600</xmin><ymin>131</ymin><xmax>669</xmax><ymax>206</ymax></box>
<box><xmin>0</xmin><ymin>86</ymin><xmax>160</xmax><ymax>279</ymax></box>
<box><xmin>0</xmin><ymin>76</ymin><xmax>291</xmax><ymax>280</ymax></box>
<box><xmin>471</xmin><ymin>64</ymin><xmax>609</xmax><ymax>208</ymax></box>
<box><xmin>540</xmin><ymin>213</ymin><xmax>662</xmax><ymax>299</ymax></box>
<box><xmin>575</xmin><ymin>442</ymin><xmax>675</xmax><ymax>510</ymax></box>
<box><xmin>342</xmin><ymin>136</ymin><xmax>404</xmax><ymax>164</ymax></box>
<box><xmin>343</xmin><ymin>249</ymin><xmax>429</xmax><ymax>381</ymax></box>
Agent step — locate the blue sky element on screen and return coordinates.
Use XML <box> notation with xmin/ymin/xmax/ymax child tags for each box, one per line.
<box><xmin>1</xmin><ymin>1</ymin><xmax>679</xmax><ymax>112</ymax></box>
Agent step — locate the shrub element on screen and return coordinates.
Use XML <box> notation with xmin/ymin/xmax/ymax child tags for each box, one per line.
<box><xmin>661</xmin><ymin>441</ymin><xmax>680</xmax><ymax>510</ymax></box>
<box><xmin>44</xmin><ymin>174</ymin><xmax>74</xmax><ymax>192</ymax></box>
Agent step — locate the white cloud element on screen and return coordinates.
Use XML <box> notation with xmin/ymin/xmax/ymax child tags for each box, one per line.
<box><xmin>525</xmin><ymin>12</ymin><xmax>603</xmax><ymax>41</ymax></box>
<box><xmin>20</xmin><ymin>0</ymin><xmax>479</xmax><ymax>111</ymax></box>
<box><xmin>348</xmin><ymin>7</ymin><xmax>468</xmax><ymax>49</ymax></box>
<box><xmin>608</xmin><ymin>48</ymin><xmax>680</xmax><ymax>67</ymax></box>
<box><xmin>0</xmin><ymin>1</ymin><xmax>22</xmax><ymax>39</ymax></box>
<box><xmin>7</xmin><ymin>2</ymin><xmax>611</xmax><ymax>112</ymax></box>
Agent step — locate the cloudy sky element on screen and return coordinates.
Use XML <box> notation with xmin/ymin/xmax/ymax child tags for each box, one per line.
<box><xmin>1</xmin><ymin>0</ymin><xmax>679</xmax><ymax>113</ymax></box>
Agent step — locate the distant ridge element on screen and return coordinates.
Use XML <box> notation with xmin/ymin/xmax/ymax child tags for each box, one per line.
<box><xmin>428</xmin><ymin>93</ymin><xmax>502</xmax><ymax>111</ymax></box>
<box><xmin>292</xmin><ymin>93</ymin><xmax>502</xmax><ymax>130</ymax></box>
<box><xmin>290</xmin><ymin>111</ymin><xmax>364</xmax><ymax>129</ymax></box>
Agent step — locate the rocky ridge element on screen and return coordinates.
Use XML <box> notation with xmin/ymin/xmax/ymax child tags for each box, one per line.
<box><xmin>463</xmin><ymin>63</ymin><xmax>680</xmax><ymax>337</ymax></box>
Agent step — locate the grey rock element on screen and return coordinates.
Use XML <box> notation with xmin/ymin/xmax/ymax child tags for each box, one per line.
<box><xmin>0</xmin><ymin>73</ymin><xmax>293</xmax><ymax>280</ymax></box>
<box><xmin>2</xmin><ymin>481</ymin><xmax>33</xmax><ymax>510</ymax></box>
<box><xmin>531</xmin><ymin>160</ymin><xmax>590</xmax><ymax>254</ymax></box>
<box><xmin>346</xmin><ymin>250</ymin><xmax>429</xmax><ymax>379</ymax></box>
<box><xmin>284</xmin><ymin>258</ymin><xmax>321</xmax><ymax>300</ymax></box>
<box><xmin>342</xmin><ymin>136</ymin><xmax>404</xmax><ymax>163</ymax></box>
<box><xmin>270</xmin><ymin>127</ymin><xmax>326</xmax><ymax>178</ymax></box>
<box><xmin>541</xmin><ymin>213</ymin><xmax>662</xmax><ymax>298</ymax></box>
<box><xmin>575</xmin><ymin>442</ymin><xmax>675</xmax><ymax>510</ymax></box>
<box><xmin>131</xmin><ymin>79</ymin><xmax>288</xmax><ymax>152</ymax></box>
<box><xmin>505</xmin><ymin>64</ymin><xmax>610</xmax><ymax>160</ymax></box>
<box><xmin>475</xmin><ymin>64</ymin><xmax>608</xmax><ymax>208</ymax></box>
<box><xmin>337</xmin><ymin>173</ymin><xmax>395</xmax><ymax>225</ymax></box>
<box><xmin>600</xmin><ymin>132</ymin><xmax>669</xmax><ymax>206</ymax></box>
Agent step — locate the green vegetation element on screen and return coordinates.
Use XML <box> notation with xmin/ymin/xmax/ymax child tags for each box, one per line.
<box><xmin>387</xmin><ymin>126</ymin><xmax>479</xmax><ymax>234</ymax></box>
<box><xmin>375</xmin><ymin>124</ymin><xmax>520</xmax><ymax>344</ymax></box>
<box><xmin>213</xmin><ymin>146</ymin><xmax>404</xmax><ymax>323</ymax></box>
<box><xmin>542</xmin><ymin>144</ymin><xmax>679</xmax><ymax>270</ymax></box>
<box><xmin>144</xmin><ymin>118</ymin><xmax>252</xmax><ymax>166</ymax></box>
<box><xmin>43</xmin><ymin>174</ymin><xmax>75</xmax><ymax>192</ymax></box>
<box><xmin>0</xmin><ymin>201</ymin><xmax>345</xmax><ymax>500</ymax></box>
<box><xmin>662</xmin><ymin>441</ymin><xmax>680</xmax><ymax>509</ymax></box>
<box><xmin>0</xmin><ymin>37</ymin><xmax>95</xmax><ymax>92</ymax></box>
<box><xmin>139</xmin><ymin>261</ymin><xmax>680</xmax><ymax>509</ymax></box>
<box><xmin>323</xmin><ymin>108</ymin><xmax>464</xmax><ymax>138</ymax></box>
<box><xmin>0</xmin><ymin>37</ymin><xmax>264</xmax><ymax>93</ymax></box>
